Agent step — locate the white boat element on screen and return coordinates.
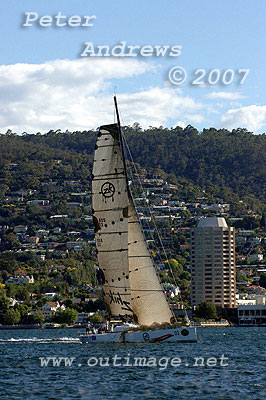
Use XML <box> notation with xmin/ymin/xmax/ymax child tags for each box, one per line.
<box><xmin>80</xmin><ymin>97</ymin><xmax>197</xmax><ymax>344</ymax></box>
<box><xmin>79</xmin><ymin>324</ymin><xmax>197</xmax><ymax>343</ymax></box>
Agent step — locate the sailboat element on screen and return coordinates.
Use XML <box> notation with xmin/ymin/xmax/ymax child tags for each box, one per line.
<box><xmin>79</xmin><ymin>97</ymin><xmax>197</xmax><ymax>343</ymax></box>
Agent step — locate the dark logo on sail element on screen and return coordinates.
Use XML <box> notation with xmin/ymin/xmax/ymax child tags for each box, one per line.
<box><xmin>101</xmin><ymin>182</ymin><xmax>115</xmax><ymax>201</ymax></box>
<box><xmin>143</xmin><ymin>332</ymin><xmax>150</xmax><ymax>342</ymax></box>
<box><xmin>108</xmin><ymin>290</ymin><xmax>132</xmax><ymax>313</ymax></box>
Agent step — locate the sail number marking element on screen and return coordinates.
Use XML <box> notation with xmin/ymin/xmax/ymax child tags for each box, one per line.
<box><xmin>98</xmin><ymin>218</ymin><xmax>106</xmax><ymax>228</ymax></box>
<box><xmin>96</xmin><ymin>238</ymin><xmax>103</xmax><ymax>247</ymax></box>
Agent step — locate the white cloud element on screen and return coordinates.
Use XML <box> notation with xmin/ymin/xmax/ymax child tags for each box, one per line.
<box><xmin>206</xmin><ymin>91</ymin><xmax>245</xmax><ymax>100</ymax></box>
<box><xmin>117</xmin><ymin>87</ymin><xmax>203</xmax><ymax>127</ymax></box>
<box><xmin>176</xmin><ymin>121</ymin><xmax>186</xmax><ymax>129</ymax></box>
<box><xmin>187</xmin><ymin>114</ymin><xmax>205</xmax><ymax>124</ymax></box>
<box><xmin>0</xmin><ymin>59</ymin><xmax>203</xmax><ymax>133</ymax></box>
<box><xmin>221</xmin><ymin>105</ymin><xmax>266</xmax><ymax>132</ymax></box>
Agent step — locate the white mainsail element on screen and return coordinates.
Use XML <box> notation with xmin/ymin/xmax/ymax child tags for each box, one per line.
<box><xmin>92</xmin><ymin>124</ymin><xmax>132</xmax><ymax>317</ymax></box>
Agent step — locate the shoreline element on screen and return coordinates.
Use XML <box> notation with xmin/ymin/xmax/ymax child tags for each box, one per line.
<box><xmin>1</xmin><ymin>323</ymin><xmax>266</xmax><ymax>330</ymax></box>
<box><xmin>0</xmin><ymin>325</ymin><xmax>83</xmax><ymax>330</ymax></box>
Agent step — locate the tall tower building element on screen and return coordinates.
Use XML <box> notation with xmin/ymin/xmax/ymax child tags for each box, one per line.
<box><xmin>190</xmin><ymin>217</ymin><xmax>236</xmax><ymax>308</ymax></box>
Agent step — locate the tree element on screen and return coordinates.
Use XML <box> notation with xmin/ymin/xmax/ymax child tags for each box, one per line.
<box><xmin>36</xmin><ymin>297</ymin><xmax>50</xmax><ymax>308</ymax></box>
<box><xmin>55</xmin><ymin>308</ymin><xmax>78</xmax><ymax>324</ymax></box>
<box><xmin>14</xmin><ymin>303</ymin><xmax>31</xmax><ymax>323</ymax></box>
<box><xmin>180</xmin><ymin>271</ymin><xmax>191</xmax><ymax>281</ymax></box>
<box><xmin>234</xmin><ymin>216</ymin><xmax>260</xmax><ymax>230</ymax></box>
<box><xmin>0</xmin><ymin>232</ymin><xmax>20</xmax><ymax>251</ymax></box>
<box><xmin>3</xmin><ymin>309</ymin><xmax>21</xmax><ymax>325</ymax></box>
<box><xmin>195</xmin><ymin>302</ymin><xmax>217</xmax><ymax>320</ymax></box>
<box><xmin>16</xmin><ymin>286</ymin><xmax>30</xmax><ymax>302</ymax></box>
<box><xmin>5</xmin><ymin>284</ymin><xmax>18</xmax><ymax>298</ymax></box>
<box><xmin>236</xmin><ymin>271</ymin><xmax>248</xmax><ymax>283</ymax></box>
<box><xmin>0</xmin><ymin>293</ymin><xmax>10</xmax><ymax>312</ymax></box>
<box><xmin>33</xmin><ymin>311</ymin><xmax>46</xmax><ymax>325</ymax></box>
<box><xmin>167</xmin><ymin>258</ymin><xmax>184</xmax><ymax>280</ymax></box>
<box><xmin>63</xmin><ymin>299</ymin><xmax>75</xmax><ymax>309</ymax></box>
<box><xmin>90</xmin><ymin>311</ymin><xmax>103</xmax><ymax>323</ymax></box>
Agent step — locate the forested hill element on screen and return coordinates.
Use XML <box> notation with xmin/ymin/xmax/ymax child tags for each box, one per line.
<box><xmin>125</xmin><ymin>126</ymin><xmax>266</xmax><ymax>208</ymax></box>
<box><xmin>0</xmin><ymin>126</ymin><xmax>265</xmax><ymax>209</ymax></box>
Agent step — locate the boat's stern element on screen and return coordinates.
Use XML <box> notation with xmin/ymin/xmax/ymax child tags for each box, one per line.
<box><xmin>79</xmin><ymin>332</ymin><xmax>123</xmax><ymax>343</ymax></box>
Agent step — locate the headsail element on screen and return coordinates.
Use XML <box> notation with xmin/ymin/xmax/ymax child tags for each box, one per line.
<box><xmin>128</xmin><ymin>201</ymin><xmax>173</xmax><ymax>325</ymax></box>
<box><xmin>92</xmin><ymin>124</ymin><xmax>132</xmax><ymax>318</ymax></box>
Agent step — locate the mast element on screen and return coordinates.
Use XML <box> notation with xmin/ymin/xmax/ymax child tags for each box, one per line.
<box><xmin>114</xmin><ymin>95</ymin><xmax>121</xmax><ymax>129</ymax></box>
<box><xmin>114</xmin><ymin>96</ymin><xmax>131</xmax><ymax>196</ymax></box>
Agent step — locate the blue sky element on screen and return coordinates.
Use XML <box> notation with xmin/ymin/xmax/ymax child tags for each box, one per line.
<box><xmin>0</xmin><ymin>0</ymin><xmax>265</xmax><ymax>133</ymax></box>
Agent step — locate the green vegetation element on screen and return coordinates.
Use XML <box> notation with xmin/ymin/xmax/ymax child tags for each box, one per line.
<box><xmin>0</xmin><ymin>127</ymin><xmax>265</xmax><ymax>324</ymax></box>
<box><xmin>89</xmin><ymin>311</ymin><xmax>103</xmax><ymax>323</ymax></box>
<box><xmin>195</xmin><ymin>302</ymin><xmax>218</xmax><ymax>320</ymax></box>
<box><xmin>3</xmin><ymin>308</ymin><xmax>21</xmax><ymax>325</ymax></box>
<box><xmin>0</xmin><ymin>293</ymin><xmax>10</xmax><ymax>312</ymax></box>
<box><xmin>0</xmin><ymin>127</ymin><xmax>265</xmax><ymax>211</ymax></box>
<box><xmin>125</xmin><ymin>126</ymin><xmax>266</xmax><ymax>210</ymax></box>
<box><xmin>32</xmin><ymin>311</ymin><xmax>45</xmax><ymax>325</ymax></box>
<box><xmin>55</xmin><ymin>308</ymin><xmax>78</xmax><ymax>324</ymax></box>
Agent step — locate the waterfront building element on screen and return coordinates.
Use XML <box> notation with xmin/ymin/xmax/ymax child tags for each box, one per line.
<box><xmin>190</xmin><ymin>217</ymin><xmax>236</xmax><ymax>308</ymax></box>
<box><xmin>238</xmin><ymin>305</ymin><xmax>266</xmax><ymax>325</ymax></box>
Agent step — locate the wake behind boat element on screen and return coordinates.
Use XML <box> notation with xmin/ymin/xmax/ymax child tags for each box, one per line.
<box><xmin>79</xmin><ymin>97</ymin><xmax>197</xmax><ymax>344</ymax></box>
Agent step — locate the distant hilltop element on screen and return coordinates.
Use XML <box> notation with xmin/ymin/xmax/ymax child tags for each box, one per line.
<box><xmin>0</xmin><ymin>126</ymin><xmax>265</xmax><ymax>210</ymax></box>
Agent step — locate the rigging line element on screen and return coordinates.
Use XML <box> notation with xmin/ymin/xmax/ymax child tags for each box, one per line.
<box><xmin>124</xmin><ymin>144</ymin><xmax>177</xmax><ymax>295</ymax></box>
<box><xmin>120</xmin><ymin>133</ymin><xmax>167</xmax><ymax>264</ymax></box>
<box><xmin>127</xmin><ymin>167</ymin><xmax>166</xmax><ymax>281</ymax></box>
<box><xmin>120</xmin><ymin>126</ymin><xmax>188</xmax><ymax>322</ymax></box>
<box><xmin>130</xmin><ymin>197</ymin><xmax>169</xmax><ymax>287</ymax></box>
<box><xmin>124</xmin><ymin>158</ymin><xmax>164</xmax><ymax>264</ymax></box>
<box><xmin>124</xmin><ymin>151</ymin><xmax>171</xmax><ymax>284</ymax></box>
<box><xmin>119</xmin><ymin>144</ymin><xmax>168</xmax><ymax>269</ymax></box>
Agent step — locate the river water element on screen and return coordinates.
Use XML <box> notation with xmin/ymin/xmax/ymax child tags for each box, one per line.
<box><xmin>0</xmin><ymin>327</ymin><xmax>265</xmax><ymax>399</ymax></box>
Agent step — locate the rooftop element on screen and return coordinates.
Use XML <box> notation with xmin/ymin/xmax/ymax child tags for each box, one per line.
<box><xmin>197</xmin><ymin>217</ymin><xmax>228</xmax><ymax>228</ymax></box>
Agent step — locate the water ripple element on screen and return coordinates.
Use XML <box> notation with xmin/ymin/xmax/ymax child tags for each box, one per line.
<box><xmin>0</xmin><ymin>327</ymin><xmax>265</xmax><ymax>399</ymax></box>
